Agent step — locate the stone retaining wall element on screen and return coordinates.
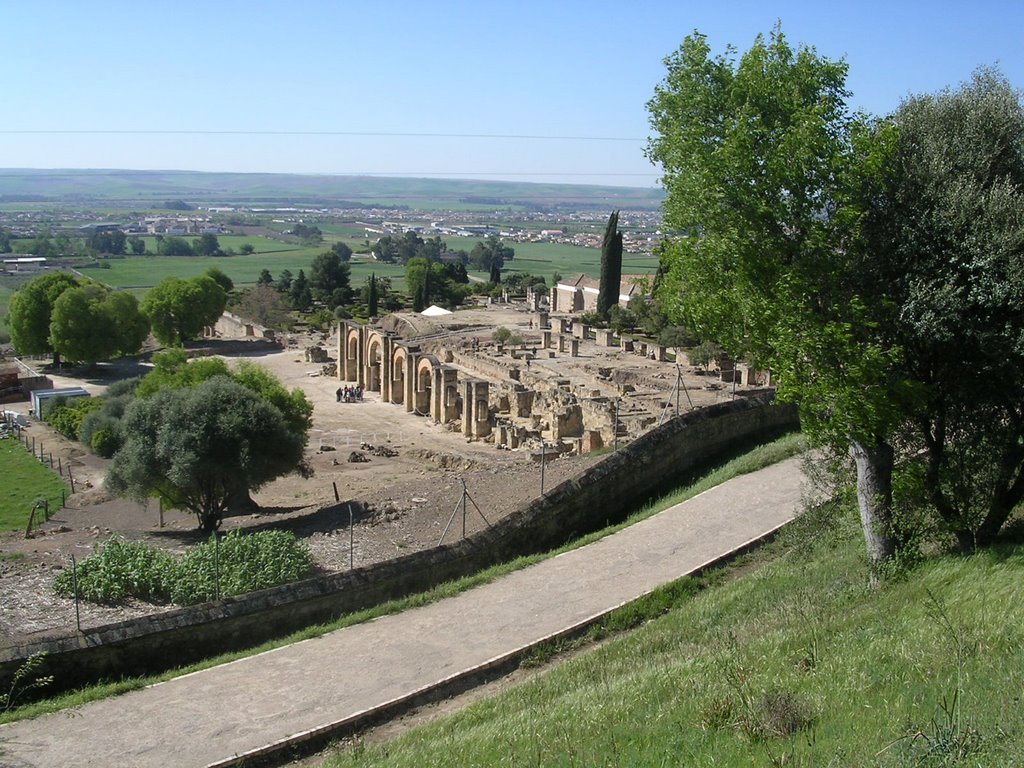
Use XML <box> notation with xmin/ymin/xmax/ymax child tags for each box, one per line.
<box><xmin>0</xmin><ymin>398</ymin><xmax>798</xmax><ymax>695</ymax></box>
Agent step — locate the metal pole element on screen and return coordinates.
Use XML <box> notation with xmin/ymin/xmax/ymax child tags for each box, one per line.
<box><xmin>333</xmin><ymin>481</ymin><xmax>340</xmax><ymax>502</ymax></box>
<box><xmin>214</xmin><ymin>534</ymin><xmax>220</xmax><ymax>601</ymax></box>
<box><xmin>348</xmin><ymin>504</ymin><xmax>354</xmax><ymax>570</ymax></box>
<box><xmin>461</xmin><ymin>479</ymin><xmax>468</xmax><ymax>539</ymax></box>
<box><xmin>613</xmin><ymin>399</ymin><xmax>620</xmax><ymax>450</ymax></box>
<box><xmin>71</xmin><ymin>554</ymin><xmax>82</xmax><ymax>632</ymax></box>
<box><xmin>540</xmin><ymin>443</ymin><xmax>546</xmax><ymax>495</ymax></box>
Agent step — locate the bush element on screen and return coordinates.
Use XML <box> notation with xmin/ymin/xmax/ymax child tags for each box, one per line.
<box><xmin>90</xmin><ymin>428</ymin><xmax>119</xmax><ymax>458</ymax></box>
<box><xmin>46</xmin><ymin>397</ymin><xmax>103</xmax><ymax>440</ymax></box>
<box><xmin>53</xmin><ymin>530</ymin><xmax>314</xmax><ymax>605</ymax></box>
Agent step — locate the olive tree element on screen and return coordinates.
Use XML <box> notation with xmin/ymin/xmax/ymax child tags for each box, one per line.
<box><xmin>107</xmin><ymin>377</ymin><xmax>308</xmax><ymax>533</ymax></box>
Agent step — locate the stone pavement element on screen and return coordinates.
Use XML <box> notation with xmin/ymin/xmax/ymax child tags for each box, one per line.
<box><xmin>0</xmin><ymin>457</ymin><xmax>805</xmax><ymax>768</ymax></box>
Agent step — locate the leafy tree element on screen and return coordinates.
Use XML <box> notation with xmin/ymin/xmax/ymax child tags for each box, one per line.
<box><xmin>290</xmin><ymin>222</ymin><xmax>323</xmax><ymax>244</ymax></box>
<box><xmin>162</xmin><ymin>199</ymin><xmax>193</xmax><ymax>211</ymax></box>
<box><xmin>107</xmin><ymin>377</ymin><xmax>308</xmax><ymax>533</ymax></box>
<box><xmin>597</xmin><ymin>211</ymin><xmax>623</xmax><ymax>319</ymax></box>
<box><xmin>204</xmin><ymin>267</ymin><xmax>233</xmax><ymax>294</ymax></box>
<box><xmin>469</xmin><ymin>235</ymin><xmax>514</xmax><ymax>271</ymax></box>
<box><xmin>0</xmin><ymin>227</ymin><xmax>11</xmax><ymax>253</ymax></box>
<box><xmin>277</xmin><ymin>269</ymin><xmax>293</xmax><ymax>293</ymax></box>
<box><xmin>489</xmin><ymin>260</ymin><xmax>501</xmax><ymax>285</ymax></box>
<box><xmin>239</xmin><ymin>243</ymin><xmax>256</xmax><ymax>255</ymax></box>
<box><xmin>367</xmin><ymin>273</ymin><xmax>379</xmax><ymax>317</ymax></box>
<box><xmin>86</xmin><ymin>229</ymin><xmax>126</xmax><ymax>256</ymax></box>
<box><xmin>859</xmin><ymin>70</ymin><xmax>1024</xmax><ymax>548</ymax></box>
<box><xmin>309</xmin><ymin>251</ymin><xmax>352</xmax><ymax>309</ymax></box>
<box><xmin>142</xmin><ymin>276</ymin><xmax>227</xmax><ymax>346</ymax></box>
<box><xmin>330</xmin><ymin>241</ymin><xmax>353</xmax><ymax>262</ymax></box>
<box><xmin>158</xmin><ymin>236</ymin><xmax>193</xmax><ymax>256</ymax></box>
<box><xmin>50</xmin><ymin>285</ymin><xmax>149</xmax><ymax>365</ymax></box>
<box><xmin>192</xmin><ymin>233</ymin><xmax>222</xmax><ymax>257</ymax></box>
<box><xmin>127</xmin><ymin>235</ymin><xmax>146</xmax><ymax>255</ymax></box>
<box><xmin>236</xmin><ymin>284</ymin><xmax>291</xmax><ymax>329</ymax></box>
<box><xmin>406</xmin><ymin>257</ymin><xmax>431</xmax><ymax>311</ymax></box>
<box><xmin>8</xmin><ymin>272</ymin><xmax>81</xmax><ymax>363</ymax></box>
<box><xmin>289</xmin><ymin>269</ymin><xmax>312</xmax><ymax>311</ymax></box>
<box><xmin>256</xmin><ymin>268</ymin><xmax>273</xmax><ymax>286</ymax></box>
<box><xmin>647</xmin><ymin>27</ymin><xmax>908</xmax><ymax>576</ymax></box>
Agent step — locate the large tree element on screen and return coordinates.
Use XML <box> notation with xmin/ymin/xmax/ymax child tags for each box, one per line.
<box><xmin>859</xmin><ymin>70</ymin><xmax>1024</xmax><ymax>549</ymax></box>
<box><xmin>50</xmin><ymin>285</ymin><xmax>149</xmax><ymax>365</ymax></box>
<box><xmin>647</xmin><ymin>27</ymin><xmax>910</xmax><ymax>577</ymax></box>
<box><xmin>309</xmin><ymin>250</ymin><xmax>352</xmax><ymax>309</ymax></box>
<box><xmin>107</xmin><ymin>377</ymin><xmax>308</xmax><ymax>532</ymax></box>
<box><xmin>142</xmin><ymin>276</ymin><xmax>227</xmax><ymax>346</ymax></box>
<box><xmin>597</xmin><ymin>210</ymin><xmax>623</xmax><ymax>319</ymax></box>
<box><xmin>8</xmin><ymin>272</ymin><xmax>81</xmax><ymax>363</ymax></box>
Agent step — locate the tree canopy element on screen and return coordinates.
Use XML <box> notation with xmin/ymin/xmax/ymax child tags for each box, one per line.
<box><xmin>648</xmin><ymin>26</ymin><xmax>1024</xmax><ymax>573</ymax></box>
<box><xmin>107</xmin><ymin>376</ymin><xmax>308</xmax><ymax>533</ymax></box>
<box><xmin>647</xmin><ymin>27</ymin><xmax>903</xmax><ymax>574</ymax></box>
<box><xmin>142</xmin><ymin>276</ymin><xmax>227</xmax><ymax>346</ymax></box>
<box><xmin>309</xmin><ymin>250</ymin><xmax>352</xmax><ymax>309</ymax></box>
<box><xmin>597</xmin><ymin>211</ymin><xmax>623</xmax><ymax>319</ymax></box>
<box><xmin>50</xmin><ymin>285</ymin><xmax>149</xmax><ymax>365</ymax></box>
<box><xmin>9</xmin><ymin>272</ymin><xmax>82</xmax><ymax>362</ymax></box>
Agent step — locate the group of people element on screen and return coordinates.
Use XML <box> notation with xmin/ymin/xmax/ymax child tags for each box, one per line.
<box><xmin>336</xmin><ymin>385</ymin><xmax>363</xmax><ymax>403</ymax></box>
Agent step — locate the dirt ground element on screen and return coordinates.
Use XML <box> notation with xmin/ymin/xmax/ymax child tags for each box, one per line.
<box><xmin>0</xmin><ymin>302</ymin><xmax>751</xmax><ymax>641</ymax></box>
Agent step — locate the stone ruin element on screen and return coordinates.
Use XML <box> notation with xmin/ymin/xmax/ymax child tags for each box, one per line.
<box><xmin>336</xmin><ymin>313</ymin><xmax>761</xmax><ymax>456</ymax></box>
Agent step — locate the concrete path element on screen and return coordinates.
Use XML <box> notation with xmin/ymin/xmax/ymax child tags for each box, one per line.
<box><xmin>0</xmin><ymin>457</ymin><xmax>805</xmax><ymax>768</ymax></box>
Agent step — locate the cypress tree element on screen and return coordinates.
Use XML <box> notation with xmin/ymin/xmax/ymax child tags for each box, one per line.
<box><xmin>368</xmin><ymin>273</ymin><xmax>379</xmax><ymax>317</ymax></box>
<box><xmin>489</xmin><ymin>260</ymin><xmax>501</xmax><ymax>285</ymax></box>
<box><xmin>597</xmin><ymin>210</ymin><xmax>623</xmax><ymax>319</ymax></box>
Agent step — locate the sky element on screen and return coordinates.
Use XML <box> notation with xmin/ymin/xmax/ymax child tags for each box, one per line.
<box><xmin>3</xmin><ymin>0</ymin><xmax>1024</xmax><ymax>188</ymax></box>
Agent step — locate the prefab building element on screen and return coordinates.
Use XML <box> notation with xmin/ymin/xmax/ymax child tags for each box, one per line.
<box><xmin>30</xmin><ymin>387</ymin><xmax>91</xmax><ymax>420</ymax></box>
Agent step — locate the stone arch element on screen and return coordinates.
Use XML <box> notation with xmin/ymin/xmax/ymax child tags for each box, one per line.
<box><xmin>414</xmin><ymin>355</ymin><xmax>439</xmax><ymax>416</ymax></box>
<box><xmin>390</xmin><ymin>346</ymin><xmax>409</xmax><ymax>405</ymax></box>
<box><xmin>344</xmin><ymin>328</ymin><xmax>360</xmax><ymax>381</ymax></box>
<box><xmin>365</xmin><ymin>334</ymin><xmax>384</xmax><ymax>392</ymax></box>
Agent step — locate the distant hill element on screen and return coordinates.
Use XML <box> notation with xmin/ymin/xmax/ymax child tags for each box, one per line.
<box><xmin>0</xmin><ymin>169</ymin><xmax>665</xmax><ymax>211</ymax></box>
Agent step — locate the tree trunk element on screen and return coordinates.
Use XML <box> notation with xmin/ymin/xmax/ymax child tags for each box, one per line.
<box><xmin>850</xmin><ymin>438</ymin><xmax>896</xmax><ymax>585</ymax></box>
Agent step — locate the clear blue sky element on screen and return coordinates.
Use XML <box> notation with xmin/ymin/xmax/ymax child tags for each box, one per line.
<box><xmin>3</xmin><ymin>0</ymin><xmax>1023</xmax><ymax>188</ymax></box>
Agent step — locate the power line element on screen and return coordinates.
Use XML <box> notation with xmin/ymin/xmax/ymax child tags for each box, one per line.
<box><xmin>0</xmin><ymin>129</ymin><xmax>645</xmax><ymax>142</ymax></box>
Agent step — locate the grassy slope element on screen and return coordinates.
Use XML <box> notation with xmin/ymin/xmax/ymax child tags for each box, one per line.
<box><xmin>0</xmin><ymin>439</ymin><xmax>70</xmax><ymax>531</ymax></box>
<box><xmin>322</xmin><ymin>501</ymin><xmax>1024</xmax><ymax>766</ymax></box>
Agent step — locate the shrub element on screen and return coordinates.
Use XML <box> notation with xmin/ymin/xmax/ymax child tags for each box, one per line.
<box><xmin>90</xmin><ymin>428</ymin><xmax>119</xmax><ymax>458</ymax></box>
<box><xmin>53</xmin><ymin>530</ymin><xmax>313</xmax><ymax>605</ymax></box>
<box><xmin>46</xmin><ymin>397</ymin><xmax>103</xmax><ymax>440</ymax></box>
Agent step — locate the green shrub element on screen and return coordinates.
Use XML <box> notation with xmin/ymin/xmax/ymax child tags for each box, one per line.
<box><xmin>46</xmin><ymin>398</ymin><xmax>103</xmax><ymax>440</ymax></box>
<box><xmin>89</xmin><ymin>428</ymin><xmax>118</xmax><ymax>458</ymax></box>
<box><xmin>53</xmin><ymin>530</ymin><xmax>313</xmax><ymax>605</ymax></box>
<box><xmin>53</xmin><ymin>536</ymin><xmax>175</xmax><ymax>604</ymax></box>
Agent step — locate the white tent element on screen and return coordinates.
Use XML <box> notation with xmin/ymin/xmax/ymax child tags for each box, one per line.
<box><xmin>420</xmin><ymin>305</ymin><xmax>452</xmax><ymax>317</ymax></box>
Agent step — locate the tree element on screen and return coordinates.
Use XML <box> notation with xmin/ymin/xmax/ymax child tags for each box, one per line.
<box><xmin>86</xmin><ymin>229</ymin><xmax>126</xmax><ymax>256</ymax></box>
<box><xmin>469</xmin><ymin>235</ymin><xmax>514</xmax><ymax>271</ymax></box>
<box><xmin>239</xmin><ymin>243</ymin><xmax>256</xmax><ymax>255</ymax></box>
<box><xmin>50</xmin><ymin>285</ymin><xmax>149</xmax><ymax>365</ymax></box>
<box><xmin>204</xmin><ymin>267</ymin><xmax>233</xmax><ymax>294</ymax></box>
<box><xmin>127</xmin><ymin>235</ymin><xmax>146</xmax><ymax>255</ymax></box>
<box><xmin>237</xmin><ymin>285</ymin><xmax>291</xmax><ymax>328</ymax></box>
<box><xmin>289</xmin><ymin>269</ymin><xmax>312</xmax><ymax>311</ymax></box>
<box><xmin>597</xmin><ymin>211</ymin><xmax>623</xmax><ymax>319</ymax></box>
<box><xmin>192</xmin><ymin>233</ymin><xmax>222</xmax><ymax>257</ymax></box>
<box><xmin>107</xmin><ymin>377</ymin><xmax>307</xmax><ymax>533</ymax></box>
<box><xmin>277</xmin><ymin>269</ymin><xmax>293</xmax><ymax>293</ymax></box>
<box><xmin>8</xmin><ymin>272</ymin><xmax>81</xmax><ymax>363</ymax></box>
<box><xmin>489</xmin><ymin>260</ymin><xmax>501</xmax><ymax>285</ymax></box>
<box><xmin>158</xmin><ymin>236</ymin><xmax>193</xmax><ymax>256</ymax></box>
<box><xmin>256</xmin><ymin>268</ymin><xmax>274</xmax><ymax>286</ymax></box>
<box><xmin>330</xmin><ymin>241</ymin><xmax>353</xmax><ymax>262</ymax></box>
<box><xmin>858</xmin><ymin>70</ymin><xmax>1024</xmax><ymax>549</ymax></box>
<box><xmin>0</xmin><ymin>227</ymin><xmax>11</xmax><ymax>253</ymax></box>
<box><xmin>647</xmin><ymin>27</ymin><xmax>907</xmax><ymax>577</ymax></box>
<box><xmin>309</xmin><ymin>251</ymin><xmax>352</xmax><ymax>309</ymax></box>
<box><xmin>406</xmin><ymin>257</ymin><xmax>431</xmax><ymax>311</ymax></box>
<box><xmin>142</xmin><ymin>276</ymin><xmax>227</xmax><ymax>346</ymax></box>
<box><xmin>367</xmin><ymin>273</ymin><xmax>379</xmax><ymax>317</ymax></box>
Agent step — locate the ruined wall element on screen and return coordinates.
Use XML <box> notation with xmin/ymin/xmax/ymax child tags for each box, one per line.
<box><xmin>0</xmin><ymin>398</ymin><xmax>798</xmax><ymax>695</ymax></box>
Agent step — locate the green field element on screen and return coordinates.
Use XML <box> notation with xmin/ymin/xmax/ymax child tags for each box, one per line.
<box><xmin>0</xmin><ymin>438</ymin><xmax>70</xmax><ymax>531</ymax></box>
<box><xmin>74</xmin><ymin>233</ymin><xmax>641</xmax><ymax>295</ymax></box>
<box><xmin>319</xmin><ymin>502</ymin><xmax>1024</xmax><ymax>767</ymax></box>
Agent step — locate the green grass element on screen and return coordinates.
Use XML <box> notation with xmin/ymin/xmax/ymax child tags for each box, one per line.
<box><xmin>0</xmin><ymin>438</ymin><xmax>70</xmax><ymax>532</ymax></box>
<box><xmin>0</xmin><ymin>433</ymin><xmax>804</xmax><ymax>725</ymax></box>
<box><xmin>316</xmin><ymin>506</ymin><xmax>1024</xmax><ymax>766</ymax></box>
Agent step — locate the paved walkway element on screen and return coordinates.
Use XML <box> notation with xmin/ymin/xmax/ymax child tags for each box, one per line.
<box><xmin>0</xmin><ymin>458</ymin><xmax>805</xmax><ymax>768</ymax></box>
